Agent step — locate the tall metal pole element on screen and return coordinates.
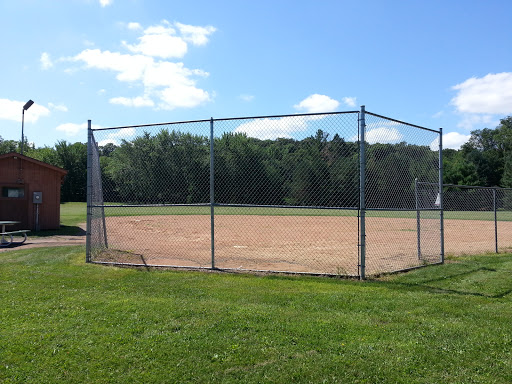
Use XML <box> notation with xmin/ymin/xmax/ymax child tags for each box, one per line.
<box><xmin>415</xmin><ymin>178</ymin><xmax>421</xmax><ymax>260</ymax></box>
<box><xmin>494</xmin><ymin>188</ymin><xmax>498</xmax><ymax>253</ymax></box>
<box><xmin>359</xmin><ymin>106</ymin><xmax>366</xmax><ymax>280</ymax></box>
<box><xmin>21</xmin><ymin>109</ymin><xmax>25</xmax><ymax>155</ymax></box>
<box><xmin>210</xmin><ymin>118</ymin><xmax>215</xmax><ymax>269</ymax></box>
<box><xmin>439</xmin><ymin>128</ymin><xmax>445</xmax><ymax>264</ymax></box>
<box><xmin>86</xmin><ymin>120</ymin><xmax>92</xmax><ymax>263</ymax></box>
<box><xmin>20</xmin><ymin>100</ymin><xmax>33</xmax><ymax>155</ymax></box>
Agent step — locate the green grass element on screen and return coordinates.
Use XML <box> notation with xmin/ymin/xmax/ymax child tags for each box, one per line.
<box><xmin>73</xmin><ymin>201</ymin><xmax>512</xmax><ymax>221</ymax></box>
<box><xmin>1</xmin><ymin>247</ymin><xmax>511</xmax><ymax>383</ymax></box>
<box><xmin>59</xmin><ymin>201</ymin><xmax>512</xmax><ymax>224</ymax></box>
<box><xmin>60</xmin><ymin>202</ymin><xmax>88</xmax><ymax>227</ymax></box>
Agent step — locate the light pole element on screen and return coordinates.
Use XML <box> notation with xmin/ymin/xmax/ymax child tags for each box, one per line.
<box><xmin>21</xmin><ymin>99</ymin><xmax>34</xmax><ymax>155</ymax></box>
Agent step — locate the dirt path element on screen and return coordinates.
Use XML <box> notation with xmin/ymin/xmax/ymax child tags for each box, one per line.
<box><xmin>0</xmin><ymin>226</ymin><xmax>86</xmax><ymax>252</ymax></box>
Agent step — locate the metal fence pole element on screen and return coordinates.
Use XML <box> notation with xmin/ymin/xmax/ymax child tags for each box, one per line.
<box><xmin>86</xmin><ymin>120</ymin><xmax>92</xmax><ymax>263</ymax></box>
<box><xmin>415</xmin><ymin>178</ymin><xmax>421</xmax><ymax>260</ymax></box>
<box><xmin>494</xmin><ymin>188</ymin><xmax>498</xmax><ymax>253</ymax></box>
<box><xmin>210</xmin><ymin>117</ymin><xmax>215</xmax><ymax>269</ymax></box>
<box><xmin>359</xmin><ymin>106</ymin><xmax>366</xmax><ymax>280</ymax></box>
<box><xmin>439</xmin><ymin>128</ymin><xmax>445</xmax><ymax>264</ymax></box>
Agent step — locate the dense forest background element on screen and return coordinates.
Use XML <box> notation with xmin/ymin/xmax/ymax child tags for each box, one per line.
<box><xmin>1</xmin><ymin>116</ymin><xmax>512</xmax><ymax>205</ymax></box>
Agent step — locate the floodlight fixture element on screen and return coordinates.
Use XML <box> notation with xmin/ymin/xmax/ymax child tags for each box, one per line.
<box><xmin>23</xmin><ymin>99</ymin><xmax>34</xmax><ymax>111</ymax></box>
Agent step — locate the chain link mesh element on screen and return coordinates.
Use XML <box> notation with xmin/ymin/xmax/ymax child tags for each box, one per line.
<box><xmin>88</xmin><ymin>111</ymin><xmax>442</xmax><ymax>277</ymax></box>
<box><xmin>363</xmin><ymin>113</ymin><xmax>441</xmax><ymax>275</ymax></box>
<box><xmin>437</xmin><ymin>184</ymin><xmax>512</xmax><ymax>256</ymax></box>
<box><xmin>212</xmin><ymin>114</ymin><xmax>359</xmax><ymax>275</ymax></box>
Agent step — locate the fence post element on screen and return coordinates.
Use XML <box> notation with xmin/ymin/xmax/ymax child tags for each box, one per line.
<box><xmin>415</xmin><ymin>178</ymin><xmax>421</xmax><ymax>260</ymax></box>
<box><xmin>210</xmin><ymin>117</ymin><xmax>215</xmax><ymax>269</ymax></box>
<box><xmin>439</xmin><ymin>128</ymin><xmax>444</xmax><ymax>264</ymax></box>
<box><xmin>86</xmin><ymin>120</ymin><xmax>92</xmax><ymax>263</ymax></box>
<box><xmin>494</xmin><ymin>188</ymin><xmax>498</xmax><ymax>253</ymax></box>
<box><xmin>359</xmin><ymin>106</ymin><xmax>366</xmax><ymax>280</ymax></box>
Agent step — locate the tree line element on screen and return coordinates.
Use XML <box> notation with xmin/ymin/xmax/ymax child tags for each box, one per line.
<box><xmin>1</xmin><ymin>116</ymin><xmax>511</xmax><ymax>204</ymax></box>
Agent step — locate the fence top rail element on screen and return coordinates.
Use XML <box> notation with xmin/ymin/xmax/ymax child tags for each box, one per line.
<box><xmin>417</xmin><ymin>182</ymin><xmax>512</xmax><ymax>191</ymax></box>
<box><xmin>90</xmin><ymin>111</ymin><xmax>360</xmax><ymax>132</ymax></box>
<box><xmin>365</xmin><ymin>111</ymin><xmax>440</xmax><ymax>134</ymax></box>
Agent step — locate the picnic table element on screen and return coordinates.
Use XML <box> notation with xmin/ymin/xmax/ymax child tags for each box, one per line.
<box><xmin>0</xmin><ymin>221</ymin><xmax>29</xmax><ymax>247</ymax></box>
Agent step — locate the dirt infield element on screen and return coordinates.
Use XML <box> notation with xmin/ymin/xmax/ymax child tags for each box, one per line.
<box><xmin>90</xmin><ymin>215</ymin><xmax>512</xmax><ymax>275</ymax></box>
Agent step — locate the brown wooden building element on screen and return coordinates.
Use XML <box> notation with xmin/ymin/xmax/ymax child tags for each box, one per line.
<box><xmin>0</xmin><ymin>152</ymin><xmax>67</xmax><ymax>230</ymax></box>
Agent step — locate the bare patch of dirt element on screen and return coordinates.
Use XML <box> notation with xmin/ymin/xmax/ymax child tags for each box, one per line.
<box><xmin>0</xmin><ymin>226</ymin><xmax>85</xmax><ymax>252</ymax></box>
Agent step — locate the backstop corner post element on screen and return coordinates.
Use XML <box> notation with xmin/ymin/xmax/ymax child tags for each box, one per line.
<box><xmin>86</xmin><ymin>120</ymin><xmax>92</xmax><ymax>263</ymax></box>
<box><xmin>359</xmin><ymin>105</ymin><xmax>366</xmax><ymax>280</ymax></box>
<box><xmin>439</xmin><ymin>128</ymin><xmax>444</xmax><ymax>264</ymax></box>
<box><xmin>210</xmin><ymin>117</ymin><xmax>215</xmax><ymax>269</ymax></box>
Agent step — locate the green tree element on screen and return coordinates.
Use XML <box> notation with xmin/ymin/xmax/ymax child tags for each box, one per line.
<box><xmin>55</xmin><ymin>141</ymin><xmax>87</xmax><ymax>202</ymax></box>
<box><xmin>442</xmin><ymin>149</ymin><xmax>481</xmax><ymax>186</ymax></box>
<box><xmin>0</xmin><ymin>136</ymin><xmax>19</xmax><ymax>154</ymax></box>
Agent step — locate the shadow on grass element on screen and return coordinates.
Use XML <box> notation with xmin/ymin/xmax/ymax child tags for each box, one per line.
<box><xmin>28</xmin><ymin>226</ymin><xmax>86</xmax><ymax>238</ymax></box>
<box><xmin>381</xmin><ymin>264</ymin><xmax>512</xmax><ymax>299</ymax></box>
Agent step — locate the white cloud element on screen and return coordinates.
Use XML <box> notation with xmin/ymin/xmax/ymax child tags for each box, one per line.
<box><xmin>40</xmin><ymin>52</ymin><xmax>53</xmax><ymax>70</ymax></box>
<box><xmin>55</xmin><ymin>122</ymin><xmax>87</xmax><ymax>136</ymax></box>
<box><xmin>364</xmin><ymin>127</ymin><xmax>403</xmax><ymax>144</ymax></box>
<box><xmin>48</xmin><ymin>103</ymin><xmax>68</xmax><ymax>112</ymax></box>
<box><xmin>239</xmin><ymin>94</ymin><xmax>254</xmax><ymax>102</ymax></box>
<box><xmin>0</xmin><ymin>99</ymin><xmax>50</xmax><ymax>123</ymax></box>
<box><xmin>452</xmin><ymin>73</ymin><xmax>512</xmax><ymax>114</ymax></box>
<box><xmin>63</xmin><ymin>21</ymin><xmax>214</xmax><ymax>111</ymax></box>
<box><xmin>430</xmin><ymin>132</ymin><xmax>471</xmax><ymax>151</ymax></box>
<box><xmin>234</xmin><ymin>116</ymin><xmax>309</xmax><ymax>140</ymax></box>
<box><xmin>175</xmin><ymin>23</ymin><xmax>216</xmax><ymax>46</ymax></box>
<box><xmin>294</xmin><ymin>94</ymin><xmax>340</xmax><ymax>113</ymax></box>
<box><xmin>342</xmin><ymin>97</ymin><xmax>357</xmax><ymax>107</ymax></box>
<box><xmin>127</xmin><ymin>22</ymin><xmax>142</xmax><ymax>31</ymax></box>
<box><xmin>109</xmin><ymin>96</ymin><xmax>155</xmax><ymax>108</ymax></box>
<box><xmin>97</xmin><ymin>128</ymin><xmax>136</xmax><ymax>146</ymax></box>
<box><xmin>123</xmin><ymin>32</ymin><xmax>188</xmax><ymax>59</ymax></box>
<box><xmin>443</xmin><ymin>132</ymin><xmax>471</xmax><ymax>149</ymax></box>
<box><xmin>99</xmin><ymin>0</ymin><xmax>112</xmax><ymax>7</ymax></box>
<box><xmin>456</xmin><ymin>114</ymin><xmax>497</xmax><ymax>130</ymax></box>
<box><xmin>157</xmin><ymin>85</ymin><xmax>210</xmax><ymax>109</ymax></box>
<box><xmin>69</xmin><ymin>49</ymin><xmax>211</xmax><ymax>110</ymax></box>
<box><xmin>71</xmin><ymin>49</ymin><xmax>152</xmax><ymax>82</ymax></box>
<box><xmin>56</xmin><ymin>122</ymin><xmax>104</xmax><ymax>137</ymax></box>
<box><xmin>451</xmin><ymin>73</ymin><xmax>512</xmax><ymax>130</ymax></box>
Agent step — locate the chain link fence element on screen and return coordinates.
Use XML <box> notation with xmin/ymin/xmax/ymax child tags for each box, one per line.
<box><xmin>418</xmin><ymin>182</ymin><xmax>512</xmax><ymax>256</ymax></box>
<box><xmin>87</xmin><ymin>108</ymin><xmax>443</xmax><ymax>278</ymax></box>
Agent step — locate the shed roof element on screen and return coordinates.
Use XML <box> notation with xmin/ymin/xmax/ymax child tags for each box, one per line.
<box><xmin>0</xmin><ymin>152</ymin><xmax>68</xmax><ymax>175</ymax></box>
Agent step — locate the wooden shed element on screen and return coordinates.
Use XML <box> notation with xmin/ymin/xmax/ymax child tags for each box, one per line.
<box><xmin>0</xmin><ymin>152</ymin><xmax>67</xmax><ymax>231</ymax></box>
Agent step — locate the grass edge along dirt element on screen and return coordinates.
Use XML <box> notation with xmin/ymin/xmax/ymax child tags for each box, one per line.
<box><xmin>1</xmin><ymin>246</ymin><xmax>511</xmax><ymax>383</ymax></box>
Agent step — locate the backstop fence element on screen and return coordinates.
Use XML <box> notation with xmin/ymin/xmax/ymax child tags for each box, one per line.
<box><xmin>87</xmin><ymin>106</ymin><xmax>443</xmax><ymax>279</ymax></box>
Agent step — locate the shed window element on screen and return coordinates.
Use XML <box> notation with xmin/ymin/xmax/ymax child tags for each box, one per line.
<box><xmin>2</xmin><ymin>187</ymin><xmax>25</xmax><ymax>198</ymax></box>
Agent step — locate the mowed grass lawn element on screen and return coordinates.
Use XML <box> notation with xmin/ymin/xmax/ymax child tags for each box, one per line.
<box><xmin>1</xmin><ymin>245</ymin><xmax>512</xmax><ymax>383</ymax></box>
<box><xmin>63</xmin><ymin>201</ymin><xmax>512</xmax><ymax>222</ymax></box>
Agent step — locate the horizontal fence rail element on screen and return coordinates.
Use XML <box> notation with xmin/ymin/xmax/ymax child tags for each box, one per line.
<box><xmin>87</xmin><ymin>108</ymin><xmax>443</xmax><ymax>278</ymax></box>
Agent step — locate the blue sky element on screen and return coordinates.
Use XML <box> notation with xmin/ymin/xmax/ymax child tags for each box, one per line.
<box><xmin>1</xmin><ymin>0</ymin><xmax>512</xmax><ymax>149</ymax></box>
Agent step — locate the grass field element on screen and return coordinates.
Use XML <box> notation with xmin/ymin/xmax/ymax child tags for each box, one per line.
<box><xmin>75</xmin><ymin>201</ymin><xmax>512</xmax><ymax>221</ymax></box>
<box><xmin>1</xmin><ymin>246</ymin><xmax>511</xmax><ymax>383</ymax></box>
